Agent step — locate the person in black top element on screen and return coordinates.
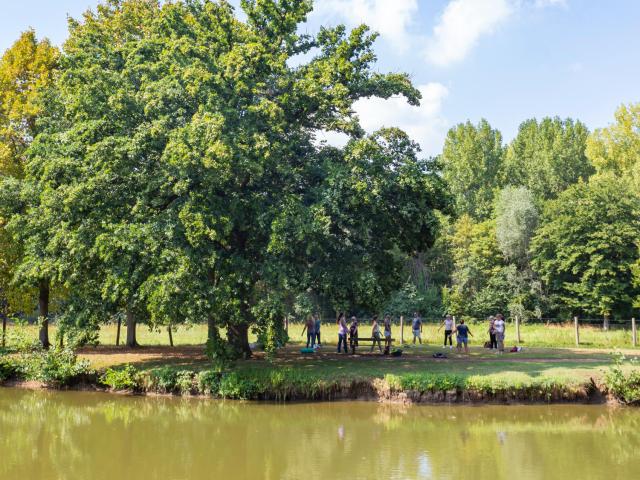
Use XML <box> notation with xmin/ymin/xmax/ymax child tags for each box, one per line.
<box><xmin>454</xmin><ymin>319</ymin><xmax>473</xmax><ymax>354</ymax></box>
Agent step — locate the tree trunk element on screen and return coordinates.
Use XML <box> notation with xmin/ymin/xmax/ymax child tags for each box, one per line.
<box><xmin>125</xmin><ymin>309</ymin><xmax>138</xmax><ymax>348</ymax></box>
<box><xmin>227</xmin><ymin>322</ymin><xmax>251</xmax><ymax>359</ymax></box>
<box><xmin>115</xmin><ymin>315</ymin><xmax>122</xmax><ymax>346</ymax></box>
<box><xmin>167</xmin><ymin>325</ymin><xmax>174</xmax><ymax>347</ymax></box>
<box><xmin>1</xmin><ymin>313</ymin><xmax>6</xmax><ymax>348</ymax></box>
<box><xmin>603</xmin><ymin>314</ymin><xmax>610</xmax><ymax>331</ymax></box>
<box><xmin>207</xmin><ymin>316</ymin><xmax>216</xmax><ymax>342</ymax></box>
<box><xmin>38</xmin><ymin>279</ymin><xmax>51</xmax><ymax>349</ymax></box>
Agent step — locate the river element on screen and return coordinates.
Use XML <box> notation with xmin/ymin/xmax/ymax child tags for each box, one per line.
<box><xmin>0</xmin><ymin>388</ymin><xmax>638</xmax><ymax>479</ymax></box>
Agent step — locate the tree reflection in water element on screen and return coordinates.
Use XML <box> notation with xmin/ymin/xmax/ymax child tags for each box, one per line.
<box><xmin>1</xmin><ymin>389</ymin><xmax>639</xmax><ymax>480</ymax></box>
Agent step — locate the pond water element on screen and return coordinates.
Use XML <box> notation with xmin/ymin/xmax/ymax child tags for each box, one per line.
<box><xmin>1</xmin><ymin>389</ymin><xmax>639</xmax><ymax>480</ymax></box>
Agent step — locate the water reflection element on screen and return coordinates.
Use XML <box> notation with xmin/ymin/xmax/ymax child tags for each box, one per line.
<box><xmin>1</xmin><ymin>389</ymin><xmax>639</xmax><ymax>480</ymax></box>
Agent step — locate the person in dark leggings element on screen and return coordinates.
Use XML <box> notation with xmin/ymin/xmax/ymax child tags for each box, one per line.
<box><xmin>488</xmin><ymin>316</ymin><xmax>497</xmax><ymax>349</ymax></box>
<box><xmin>337</xmin><ymin>313</ymin><xmax>348</xmax><ymax>353</ymax></box>
<box><xmin>438</xmin><ymin>314</ymin><xmax>454</xmax><ymax>349</ymax></box>
<box><xmin>314</xmin><ymin>313</ymin><xmax>322</xmax><ymax>347</ymax></box>
<box><xmin>302</xmin><ymin>315</ymin><xmax>315</xmax><ymax>348</ymax></box>
<box><xmin>348</xmin><ymin>316</ymin><xmax>359</xmax><ymax>354</ymax></box>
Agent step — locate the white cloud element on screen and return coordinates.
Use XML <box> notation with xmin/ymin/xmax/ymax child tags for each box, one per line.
<box><xmin>312</xmin><ymin>0</ymin><xmax>418</xmax><ymax>53</ymax></box>
<box><xmin>425</xmin><ymin>0</ymin><xmax>514</xmax><ymax>68</ymax></box>
<box><xmin>323</xmin><ymin>83</ymin><xmax>449</xmax><ymax>156</ymax></box>
<box><xmin>534</xmin><ymin>0</ymin><xmax>567</xmax><ymax>8</ymax></box>
<box><xmin>424</xmin><ymin>0</ymin><xmax>568</xmax><ymax>68</ymax></box>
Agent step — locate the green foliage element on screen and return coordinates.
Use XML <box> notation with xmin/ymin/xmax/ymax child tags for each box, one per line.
<box><xmin>0</xmin><ymin>356</ymin><xmax>19</xmax><ymax>382</ymax></box>
<box><xmin>196</xmin><ymin>370</ymin><xmax>221</xmax><ymax>396</ymax></box>
<box><xmin>385</xmin><ymin>373</ymin><xmax>464</xmax><ymax>392</ymax></box>
<box><xmin>440</xmin><ymin>119</ymin><xmax>504</xmax><ymax>220</ymax></box>
<box><xmin>531</xmin><ymin>174</ymin><xmax>640</xmax><ymax>317</ymax></box>
<box><xmin>17</xmin><ymin>347</ymin><xmax>92</xmax><ymax>386</ymax></box>
<box><xmin>605</xmin><ymin>353</ymin><xmax>640</xmax><ymax>405</ymax></box>
<box><xmin>587</xmin><ymin>103</ymin><xmax>640</xmax><ymax>178</ymax></box>
<box><xmin>0</xmin><ymin>30</ymin><xmax>58</xmax><ymax>323</ymax></box>
<box><xmin>100</xmin><ymin>364</ymin><xmax>141</xmax><ymax>391</ymax></box>
<box><xmin>11</xmin><ymin>0</ymin><xmax>445</xmax><ymax>357</ymax></box>
<box><xmin>505</xmin><ymin>117</ymin><xmax>593</xmax><ymax>203</ymax></box>
<box><xmin>495</xmin><ymin>186</ymin><xmax>539</xmax><ymax>265</ymax></box>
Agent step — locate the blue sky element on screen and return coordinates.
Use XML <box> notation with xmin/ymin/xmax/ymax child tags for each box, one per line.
<box><xmin>2</xmin><ymin>0</ymin><xmax>639</xmax><ymax>156</ymax></box>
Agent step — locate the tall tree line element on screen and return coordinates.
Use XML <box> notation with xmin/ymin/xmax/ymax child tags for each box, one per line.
<box><xmin>1</xmin><ymin>0</ymin><xmax>639</xmax><ymax>353</ymax></box>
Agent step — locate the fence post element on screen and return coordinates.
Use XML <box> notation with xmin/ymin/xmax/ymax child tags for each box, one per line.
<box><xmin>632</xmin><ymin>317</ymin><xmax>637</xmax><ymax>348</ymax></box>
<box><xmin>400</xmin><ymin>316</ymin><xmax>404</xmax><ymax>344</ymax></box>
<box><xmin>515</xmin><ymin>315</ymin><xmax>521</xmax><ymax>344</ymax></box>
<box><xmin>574</xmin><ymin>316</ymin><xmax>580</xmax><ymax>346</ymax></box>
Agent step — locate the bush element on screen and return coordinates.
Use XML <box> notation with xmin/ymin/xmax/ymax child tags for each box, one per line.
<box><xmin>386</xmin><ymin>373</ymin><xmax>464</xmax><ymax>393</ymax></box>
<box><xmin>18</xmin><ymin>347</ymin><xmax>93</xmax><ymax>386</ymax></box>
<box><xmin>146</xmin><ymin>366</ymin><xmax>177</xmax><ymax>393</ymax></box>
<box><xmin>605</xmin><ymin>353</ymin><xmax>640</xmax><ymax>405</ymax></box>
<box><xmin>176</xmin><ymin>370</ymin><xmax>196</xmax><ymax>395</ymax></box>
<box><xmin>101</xmin><ymin>364</ymin><xmax>141</xmax><ymax>391</ymax></box>
<box><xmin>196</xmin><ymin>370</ymin><xmax>221</xmax><ymax>395</ymax></box>
<box><xmin>0</xmin><ymin>356</ymin><xmax>19</xmax><ymax>382</ymax></box>
<box><xmin>218</xmin><ymin>372</ymin><xmax>262</xmax><ymax>399</ymax></box>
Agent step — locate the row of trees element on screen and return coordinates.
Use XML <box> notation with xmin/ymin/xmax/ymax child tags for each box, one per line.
<box><xmin>0</xmin><ymin>0</ymin><xmax>447</xmax><ymax>355</ymax></box>
<box><xmin>1</xmin><ymin>0</ymin><xmax>639</xmax><ymax>354</ymax></box>
<box><xmin>408</xmin><ymin>107</ymin><xmax>640</xmax><ymax>327</ymax></box>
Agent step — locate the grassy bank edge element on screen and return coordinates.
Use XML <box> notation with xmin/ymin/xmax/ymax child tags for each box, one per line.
<box><xmin>0</xmin><ymin>366</ymin><xmax>612</xmax><ymax>405</ymax></box>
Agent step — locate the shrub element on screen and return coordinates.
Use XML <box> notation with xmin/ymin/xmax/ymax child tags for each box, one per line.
<box><xmin>196</xmin><ymin>370</ymin><xmax>221</xmax><ymax>395</ymax></box>
<box><xmin>605</xmin><ymin>353</ymin><xmax>640</xmax><ymax>405</ymax></box>
<box><xmin>385</xmin><ymin>373</ymin><xmax>464</xmax><ymax>393</ymax></box>
<box><xmin>0</xmin><ymin>356</ymin><xmax>19</xmax><ymax>382</ymax></box>
<box><xmin>18</xmin><ymin>348</ymin><xmax>93</xmax><ymax>386</ymax></box>
<box><xmin>101</xmin><ymin>364</ymin><xmax>141</xmax><ymax>391</ymax></box>
<box><xmin>146</xmin><ymin>366</ymin><xmax>178</xmax><ymax>393</ymax></box>
<box><xmin>218</xmin><ymin>372</ymin><xmax>262</xmax><ymax>400</ymax></box>
<box><xmin>176</xmin><ymin>370</ymin><xmax>196</xmax><ymax>395</ymax></box>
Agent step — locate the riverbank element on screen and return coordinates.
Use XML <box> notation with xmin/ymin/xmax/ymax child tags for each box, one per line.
<box><xmin>2</xmin><ymin>344</ymin><xmax>639</xmax><ymax>405</ymax></box>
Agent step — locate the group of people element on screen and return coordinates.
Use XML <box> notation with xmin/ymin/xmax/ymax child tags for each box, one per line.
<box><xmin>434</xmin><ymin>313</ymin><xmax>507</xmax><ymax>354</ymax></box>
<box><xmin>303</xmin><ymin>311</ymin><xmax>507</xmax><ymax>355</ymax></box>
<box><xmin>336</xmin><ymin>313</ymin><xmax>393</xmax><ymax>354</ymax></box>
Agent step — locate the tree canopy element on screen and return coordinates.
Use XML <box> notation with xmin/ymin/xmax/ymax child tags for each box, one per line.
<box><xmin>440</xmin><ymin>119</ymin><xmax>504</xmax><ymax>220</ymax></box>
<box><xmin>504</xmin><ymin>117</ymin><xmax>592</xmax><ymax>203</ymax></box>
<box><xmin>9</xmin><ymin>0</ymin><xmax>446</xmax><ymax>353</ymax></box>
<box><xmin>531</xmin><ymin>174</ymin><xmax>640</xmax><ymax>321</ymax></box>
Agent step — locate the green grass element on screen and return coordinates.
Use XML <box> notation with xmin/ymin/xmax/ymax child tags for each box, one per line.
<box><xmin>2</xmin><ymin>320</ymin><xmax>637</xmax><ymax>350</ymax></box>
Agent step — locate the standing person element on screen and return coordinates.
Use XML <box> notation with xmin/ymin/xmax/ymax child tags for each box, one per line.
<box><xmin>438</xmin><ymin>314</ymin><xmax>454</xmax><ymax>349</ymax></box>
<box><xmin>383</xmin><ymin>314</ymin><xmax>392</xmax><ymax>354</ymax></box>
<box><xmin>348</xmin><ymin>316</ymin><xmax>359</xmax><ymax>354</ymax></box>
<box><xmin>370</xmin><ymin>315</ymin><xmax>383</xmax><ymax>353</ymax></box>
<box><xmin>314</xmin><ymin>313</ymin><xmax>322</xmax><ymax>347</ymax></box>
<box><xmin>494</xmin><ymin>313</ymin><xmax>506</xmax><ymax>354</ymax></box>
<box><xmin>454</xmin><ymin>318</ymin><xmax>473</xmax><ymax>354</ymax></box>
<box><xmin>337</xmin><ymin>313</ymin><xmax>348</xmax><ymax>354</ymax></box>
<box><xmin>488</xmin><ymin>316</ymin><xmax>497</xmax><ymax>349</ymax></box>
<box><xmin>411</xmin><ymin>312</ymin><xmax>423</xmax><ymax>344</ymax></box>
<box><xmin>301</xmin><ymin>315</ymin><xmax>315</xmax><ymax>348</ymax></box>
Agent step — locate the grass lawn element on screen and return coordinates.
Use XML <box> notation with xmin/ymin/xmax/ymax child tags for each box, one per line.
<box><xmin>3</xmin><ymin>321</ymin><xmax>639</xmax><ymax>389</ymax></box>
<box><xmin>3</xmin><ymin>319</ymin><xmax>637</xmax><ymax>349</ymax></box>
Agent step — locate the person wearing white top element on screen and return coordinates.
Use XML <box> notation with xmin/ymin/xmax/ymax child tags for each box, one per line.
<box><xmin>438</xmin><ymin>314</ymin><xmax>455</xmax><ymax>349</ymax></box>
<box><xmin>494</xmin><ymin>314</ymin><xmax>506</xmax><ymax>353</ymax></box>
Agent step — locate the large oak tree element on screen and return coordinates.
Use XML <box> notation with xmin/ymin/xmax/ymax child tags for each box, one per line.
<box><xmin>19</xmin><ymin>0</ymin><xmax>446</xmax><ymax>354</ymax></box>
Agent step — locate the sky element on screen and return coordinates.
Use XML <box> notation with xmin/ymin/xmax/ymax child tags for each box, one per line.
<box><xmin>2</xmin><ymin>0</ymin><xmax>639</xmax><ymax>156</ymax></box>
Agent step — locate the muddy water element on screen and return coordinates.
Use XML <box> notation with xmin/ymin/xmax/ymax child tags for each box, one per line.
<box><xmin>0</xmin><ymin>388</ymin><xmax>638</xmax><ymax>480</ymax></box>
